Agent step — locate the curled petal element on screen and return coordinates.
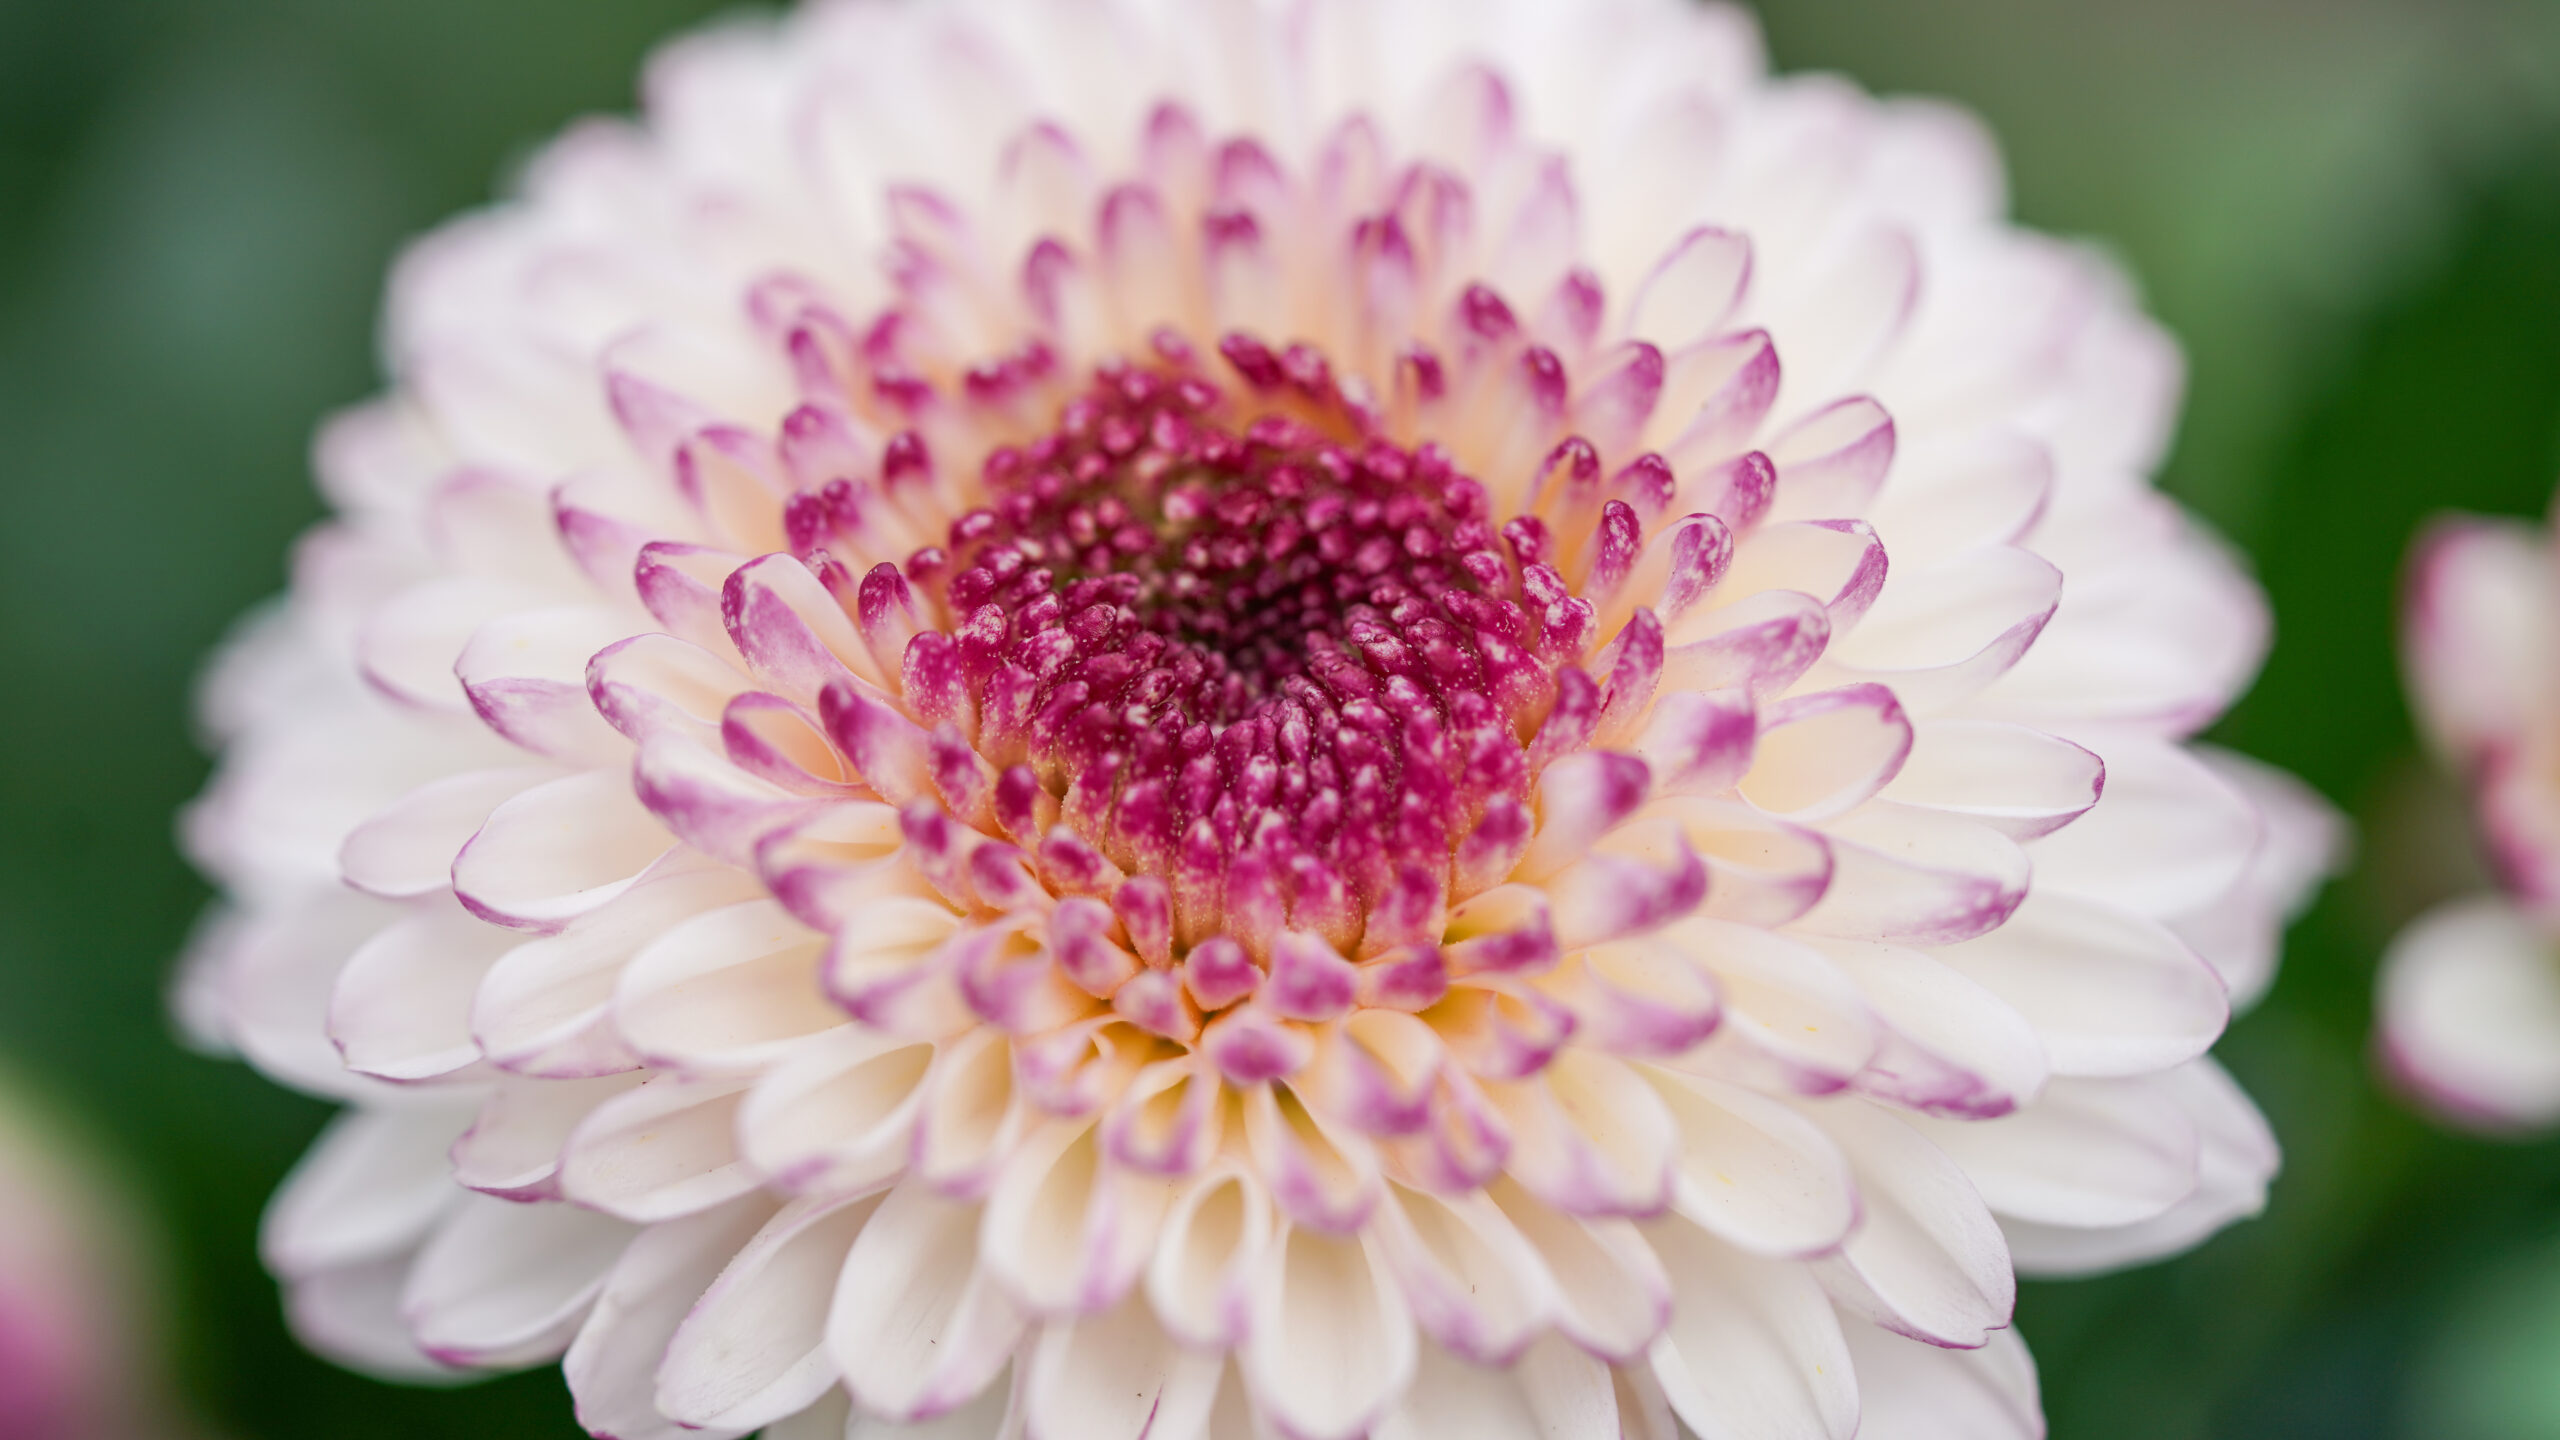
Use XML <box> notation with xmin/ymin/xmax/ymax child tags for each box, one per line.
<box><xmin>558</xmin><ymin>1073</ymin><xmax>759</xmax><ymax>1223</ymax></box>
<box><xmin>1741</xmin><ymin>684</ymin><xmax>1913</xmax><ymax>823</ymax></box>
<box><xmin>456</xmin><ymin>605</ymin><xmax>631</xmax><ymax>762</ymax></box>
<box><xmin>617</xmin><ymin>898</ymin><xmax>841</xmax><ymax>1075</ymax></box>
<box><xmin>1626</xmin><ymin>227</ymin><xmax>1753</xmax><ymax>351</ymax></box>
<box><xmin>982</xmin><ymin>1120</ymin><xmax>1176</xmax><ymax>1314</ymax></box>
<box><xmin>1841</xmin><ymin>1323</ymin><xmax>2042</xmax><ymax>1440</ymax></box>
<box><xmin>1652</xmin><ymin>797</ymin><xmax>1835</xmax><ymax>928</ymax></box>
<box><xmin>564</xmin><ymin>1196</ymin><xmax>778</xmax><ymax>1440</ymax></box>
<box><xmin>1488</xmin><ymin>1051</ymin><xmax>1677</xmax><ymax>1218</ymax></box>
<box><xmin>1879</xmin><ymin>720</ymin><xmax>2102</xmax><ymax>841</ymax></box>
<box><xmin>1025</xmin><ymin>1294</ymin><xmax>1221</xmax><ymax>1440</ymax></box>
<box><xmin>1373</xmin><ymin>1334</ymin><xmax>1620</xmax><ymax>1440</ymax></box>
<box><xmin>329</xmin><ymin>895</ymin><xmax>514</xmax><ymax>1082</ymax></box>
<box><xmin>1806</xmin><ymin>1100</ymin><xmax>2014</xmax><ymax>1350</ymax></box>
<box><xmin>1793</xmin><ymin>805</ymin><xmax>2028</xmax><ymax>947</ymax></box>
<box><xmin>659</xmin><ymin>1195</ymin><xmax>882</xmax><ymax>1432</ymax></box>
<box><xmin>474</xmin><ymin>866</ymin><xmax>763</xmax><ymax>1078</ymax></box>
<box><xmin>341</xmin><ymin>765</ymin><xmax>560</xmax><ymax>900</ymax></box>
<box><xmin>1488</xmin><ymin>1180</ymin><xmax>1670</xmax><ymax>1364</ymax></box>
<box><xmin>1242</xmin><ymin>1225</ymin><xmax>1417</xmax><ymax>1440</ymax></box>
<box><xmin>1646</xmin><ymin>1068</ymin><xmax>1857</xmax><ymax>1259</ymax></box>
<box><xmin>1243</xmin><ymin>1083</ymin><xmax>1384</xmax><ymax>1233</ymax></box>
<box><xmin>1644</xmin><ymin>1218</ymin><xmax>1857</xmax><ymax>1440</ymax></box>
<box><xmin>402</xmin><ymin>1194</ymin><xmax>633</xmax><ymax>1370</ymax></box>
<box><xmin>1938</xmin><ymin>891</ymin><xmax>2227</xmax><ymax>1080</ymax></box>
<box><xmin>1813</xmin><ymin>548</ymin><xmax>2060</xmax><ymax>713</ymax></box>
<box><xmin>452</xmin><ymin>769</ymin><xmax>678</xmax><ymax>932</ymax></box>
<box><xmin>451</xmin><ymin>1073</ymin><xmax>642</xmax><ymax>1201</ymax></box>
<box><xmin>587</xmin><ymin>632</ymin><xmax>751</xmax><ymax>746</ymax></box>
<box><xmin>736</xmin><ymin>1025</ymin><xmax>937</xmax><ymax>1200</ymax></box>
<box><xmin>1655</xmin><ymin>918</ymin><xmax>1880</xmax><ymax>1095</ymax></box>
<box><xmin>1147</xmin><ymin>1166</ymin><xmax>1275</xmax><ymax>1351</ymax></box>
<box><xmin>827</xmin><ymin>1180</ymin><xmax>1026</xmax><ymax>1423</ymax></box>
<box><xmin>1818</xmin><ymin>938</ymin><xmax>2049</xmax><ymax>1119</ymax></box>
<box><xmin>1991</xmin><ymin>1062</ymin><xmax>2276</xmax><ymax>1277</ymax></box>
<box><xmin>1368</xmin><ymin>1185</ymin><xmax>1557</xmax><ymax>1365</ymax></box>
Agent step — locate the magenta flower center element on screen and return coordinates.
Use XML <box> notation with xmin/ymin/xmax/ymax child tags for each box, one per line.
<box><xmin>817</xmin><ymin>338</ymin><xmax>1644</xmax><ymax>1000</ymax></box>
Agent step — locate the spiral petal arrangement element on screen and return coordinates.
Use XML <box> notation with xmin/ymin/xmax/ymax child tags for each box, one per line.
<box><xmin>181</xmin><ymin>2</ymin><xmax>2332</xmax><ymax>1435</ymax></box>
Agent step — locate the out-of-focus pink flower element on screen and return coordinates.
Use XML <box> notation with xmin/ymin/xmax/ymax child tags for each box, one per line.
<box><xmin>179</xmin><ymin>1</ymin><xmax>2332</xmax><ymax>1435</ymax></box>
<box><xmin>0</xmin><ymin>1081</ymin><xmax>197</xmax><ymax>1440</ymax></box>
<box><xmin>2384</xmin><ymin>515</ymin><xmax>2560</xmax><ymax>1131</ymax></box>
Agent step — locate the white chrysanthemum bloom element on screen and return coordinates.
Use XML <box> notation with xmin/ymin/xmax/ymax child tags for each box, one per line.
<box><xmin>2384</xmin><ymin>511</ymin><xmax>2560</xmax><ymax>1131</ymax></box>
<box><xmin>181</xmin><ymin>2</ymin><xmax>2334</xmax><ymax>1435</ymax></box>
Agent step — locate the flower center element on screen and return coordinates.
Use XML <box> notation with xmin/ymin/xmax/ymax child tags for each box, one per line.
<box><xmin>925</xmin><ymin>343</ymin><xmax>1580</xmax><ymax>960</ymax></box>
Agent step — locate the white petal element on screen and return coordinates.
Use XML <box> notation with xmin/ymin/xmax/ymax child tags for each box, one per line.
<box><xmin>1815</xmin><ymin>548</ymin><xmax>2060</xmax><ymax>713</ymax></box>
<box><xmin>1241</xmin><ymin>1225</ymin><xmax>1417</xmax><ymax>1440</ymax></box>
<box><xmin>359</xmin><ymin>574</ymin><xmax>544</xmax><ymax>711</ymax></box>
<box><xmin>403</xmin><ymin>1193</ymin><xmax>634</xmax><ymax>1368</ymax></box>
<box><xmin>828</xmin><ymin>1179</ymin><xmax>1024</xmax><ymax>1422</ymax></box>
<box><xmin>1910</xmin><ymin>1076</ymin><xmax>2197</xmax><ymax>1230</ymax></box>
<box><xmin>1804</xmin><ymin>1100</ymin><xmax>2012</xmax><ymax>1349</ymax></box>
<box><xmin>617</xmin><ymin>898</ymin><xmax>844</xmax><ymax>1075</ymax></box>
<box><xmin>474</xmin><ymin>865</ymin><xmax>763</xmax><ymax>1078</ymax></box>
<box><xmin>1739</xmin><ymin>684</ymin><xmax>1912</xmax><ymax>823</ymax></box>
<box><xmin>1644</xmin><ymin>1217</ymin><xmax>1857</xmax><ymax>1440</ymax></box>
<box><xmin>2402</xmin><ymin>516</ymin><xmax>2556</xmax><ymax>758</ymax></box>
<box><xmin>1997</xmin><ymin>1061</ymin><xmax>2273</xmax><ymax>1276</ymax></box>
<box><xmin>2379</xmin><ymin>896</ymin><xmax>2560</xmax><ymax>1130</ymax></box>
<box><xmin>329</xmin><ymin>894</ymin><xmax>515</xmax><ymax>1081</ymax></box>
<box><xmin>1876</xmin><ymin>720</ymin><xmax>2100</xmax><ymax>841</ymax></box>
<box><xmin>1368</xmin><ymin>1184</ymin><xmax>1557</xmax><ymax>1365</ymax></box>
<box><xmin>558</xmin><ymin>1073</ymin><xmax>761</xmax><ymax>1222</ymax></box>
<box><xmin>1792</xmin><ymin>804</ymin><xmax>2028</xmax><ymax>948</ymax></box>
<box><xmin>452</xmin><ymin>768</ymin><xmax>678</xmax><ymax>930</ymax></box>
<box><xmin>263</xmin><ymin>1104</ymin><xmax>473</xmax><ymax>1277</ymax></box>
<box><xmin>2027</xmin><ymin>731</ymin><xmax>2259</xmax><ymax>918</ymax></box>
<box><xmin>1487</xmin><ymin>1179</ymin><xmax>1670</xmax><ymax>1363</ymax></box>
<box><xmin>2169</xmin><ymin>745</ymin><xmax>2341</xmax><ymax>1009</ymax></box>
<box><xmin>1025</xmin><ymin>1296</ymin><xmax>1222</xmax><ymax>1440</ymax></box>
<box><xmin>659</xmin><ymin>1193</ymin><xmax>883</xmax><ymax>1432</ymax></box>
<box><xmin>1935</xmin><ymin>891</ymin><xmax>2226</xmax><ymax>1079</ymax></box>
<box><xmin>1645</xmin><ymin>1067</ymin><xmax>1856</xmax><ymax>1258</ymax></box>
<box><xmin>1146</xmin><ymin>1166</ymin><xmax>1275</xmax><ymax>1351</ymax></box>
<box><xmin>982</xmin><ymin>1120</ymin><xmax>1178</xmax><ymax>1315</ymax></box>
<box><xmin>1487</xmin><ymin>1051</ymin><xmax>1676</xmax><ymax>1217</ymax></box>
<box><xmin>848</xmin><ymin>1370</ymin><xmax>1018</xmax><ymax>1439</ymax></box>
<box><xmin>768</xmin><ymin>1390</ymin><xmax>853</xmax><ymax>1440</ymax></box>
<box><xmin>452</xmin><ymin>1073</ymin><xmax>644</xmax><ymax>1199</ymax></box>
<box><xmin>1239</xmin><ymin>1083</ymin><xmax>1384</xmax><ymax>1234</ymax></box>
<box><xmin>1841</xmin><ymin>1320</ymin><xmax>2041</xmax><ymax>1440</ymax></box>
<box><xmin>565</xmin><ymin>1196</ymin><xmax>777</xmax><ymax>1440</ymax></box>
<box><xmin>1657</xmin><ymin>919</ymin><xmax>1878</xmax><ymax>1094</ymax></box>
<box><xmin>1371</xmin><ymin>1333</ymin><xmax>1620</xmax><ymax>1440</ymax></box>
<box><xmin>284</xmin><ymin>1249</ymin><xmax>454</xmax><ymax>1381</ymax></box>
<box><xmin>455</xmin><ymin>605</ymin><xmax>633</xmax><ymax>763</ymax></box>
<box><xmin>1816</xmin><ymin>939</ymin><xmax>2048</xmax><ymax>1118</ymax></box>
<box><xmin>212</xmin><ymin>889</ymin><xmax>407</xmax><ymax>1098</ymax></box>
<box><xmin>340</xmin><ymin>765</ymin><xmax>561</xmax><ymax>899</ymax></box>
<box><xmin>738</xmin><ymin>1024</ymin><xmax>938</xmax><ymax>1200</ymax></box>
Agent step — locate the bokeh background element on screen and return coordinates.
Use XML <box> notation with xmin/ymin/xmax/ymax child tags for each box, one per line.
<box><xmin>8</xmin><ymin>0</ymin><xmax>2560</xmax><ymax>1435</ymax></box>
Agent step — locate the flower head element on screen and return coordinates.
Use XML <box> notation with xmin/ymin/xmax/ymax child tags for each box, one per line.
<box><xmin>183</xmin><ymin>1</ymin><xmax>2330</xmax><ymax>1435</ymax></box>
<box><xmin>2384</xmin><ymin>513</ymin><xmax>2560</xmax><ymax>1131</ymax></box>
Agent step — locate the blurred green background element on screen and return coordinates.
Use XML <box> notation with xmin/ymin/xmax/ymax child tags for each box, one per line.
<box><xmin>8</xmin><ymin>0</ymin><xmax>2560</xmax><ymax>1435</ymax></box>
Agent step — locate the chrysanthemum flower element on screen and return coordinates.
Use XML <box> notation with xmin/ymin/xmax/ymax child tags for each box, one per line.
<box><xmin>2383</xmin><ymin>511</ymin><xmax>2560</xmax><ymax>1131</ymax></box>
<box><xmin>181</xmin><ymin>1</ymin><xmax>2333</xmax><ymax>1435</ymax></box>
